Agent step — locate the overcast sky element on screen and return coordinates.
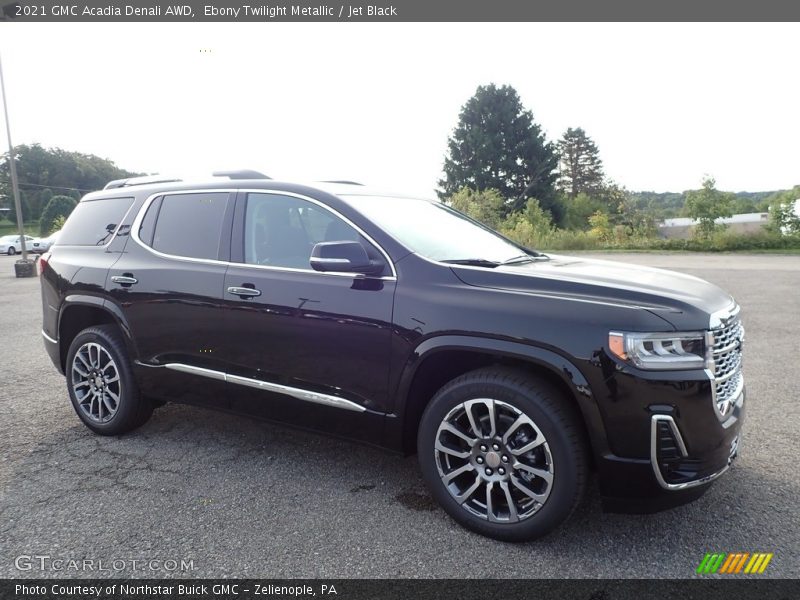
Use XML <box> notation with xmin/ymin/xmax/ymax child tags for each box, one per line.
<box><xmin>0</xmin><ymin>23</ymin><xmax>797</xmax><ymax>197</ymax></box>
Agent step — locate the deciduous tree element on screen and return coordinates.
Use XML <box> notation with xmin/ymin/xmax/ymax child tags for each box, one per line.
<box><xmin>447</xmin><ymin>187</ymin><xmax>506</xmax><ymax>230</ymax></box>
<box><xmin>39</xmin><ymin>195</ymin><xmax>77</xmax><ymax>236</ymax></box>
<box><xmin>684</xmin><ymin>176</ymin><xmax>734</xmax><ymax>239</ymax></box>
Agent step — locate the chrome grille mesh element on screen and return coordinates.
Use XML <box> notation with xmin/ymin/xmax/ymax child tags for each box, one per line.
<box><xmin>711</xmin><ymin>312</ymin><xmax>744</xmax><ymax>418</ymax></box>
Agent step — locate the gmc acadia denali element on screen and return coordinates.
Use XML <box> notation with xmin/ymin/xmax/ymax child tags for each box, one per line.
<box><xmin>40</xmin><ymin>172</ymin><xmax>744</xmax><ymax>541</ymax></box>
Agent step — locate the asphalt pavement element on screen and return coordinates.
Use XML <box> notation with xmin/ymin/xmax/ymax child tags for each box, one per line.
<box><xmin>0</xmin><ymin>252</ymin><xmax>797</xmax><ymax>578</ymax></box>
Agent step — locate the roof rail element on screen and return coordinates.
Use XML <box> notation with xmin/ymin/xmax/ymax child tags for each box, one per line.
<box><xmin>320</xmin><ymin>180</ymin><xmax>364</xmax><ymax>186</ymax></box>
<box><xmin>212</xmin><ymin>170</ymin><xmax>271</xmax><ymax>180</ymax></box>
<box><xmin>104</xmin><ymin>175</ymin><xmax>183</xmax><ymax>190</ymax></box>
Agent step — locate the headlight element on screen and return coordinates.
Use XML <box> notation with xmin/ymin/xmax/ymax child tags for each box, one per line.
<box><xmin>608</xmin><ymin>331</ymin><xmax>707</xmax><ymax>370</ymax></box>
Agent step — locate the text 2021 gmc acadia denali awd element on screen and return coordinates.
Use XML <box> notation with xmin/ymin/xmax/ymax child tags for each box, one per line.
<box><xmin>39</xmin><ymin>172</ymin><xmax>744</xmax><ymax>541</ymax></box>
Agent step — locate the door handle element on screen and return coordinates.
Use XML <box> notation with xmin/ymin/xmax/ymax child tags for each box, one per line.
<box><xmin>227</xmin><ymin>286</ymin><xmax>262</xmax><ymax>298</ymax></box>
<box><xmin>111</xmin><ymin>275</ymin><xmax>138</xmax><ymax>286</ymax></box>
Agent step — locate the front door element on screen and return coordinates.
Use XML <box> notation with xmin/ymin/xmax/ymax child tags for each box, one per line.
<box><xmin>220</xmin><ymin>191</ymin><xmax>396</xmax><ymax>439</ymax></box>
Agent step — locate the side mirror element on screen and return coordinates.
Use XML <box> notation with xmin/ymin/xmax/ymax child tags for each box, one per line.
<box><xmin>310</xmin><ymin>241</ymin><xmax>384</xmax><ymax>275</ymax></box>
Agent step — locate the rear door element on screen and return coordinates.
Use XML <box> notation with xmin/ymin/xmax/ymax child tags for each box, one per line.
<box><xmin>107</xmin><ymin>190</ymin><xmax>234</xmax><ymax>407</ymax></box>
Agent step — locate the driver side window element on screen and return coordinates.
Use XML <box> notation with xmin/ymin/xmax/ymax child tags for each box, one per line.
<box><xmin>244</xmin><ymin>193</ymin><xmax>362</xmax><ymax>269</ymax></box>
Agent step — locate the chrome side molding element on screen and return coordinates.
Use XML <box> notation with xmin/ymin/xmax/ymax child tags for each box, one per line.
<box><xmin>163</xmin><ymin>363</ymin><xmax>365</xmax><ymax>413</ymax></box>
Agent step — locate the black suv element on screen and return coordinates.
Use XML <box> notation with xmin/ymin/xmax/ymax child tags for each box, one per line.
<box><xmin>40</xmin><ymin>172</ymin><xmax>744</xmax><ymax>541</ymax></box>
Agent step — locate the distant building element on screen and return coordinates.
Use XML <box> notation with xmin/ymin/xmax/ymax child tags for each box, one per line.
<box><xmin>658</xmin><ymin>212</ymin><xmax>770</xmax><ymax>239</ymax></box>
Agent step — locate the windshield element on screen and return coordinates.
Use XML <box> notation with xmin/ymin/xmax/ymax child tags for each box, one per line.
<box><xmin>342</xmin><ymin>195</ymin><xmax>528</xmax><ymax>263</ymax></box>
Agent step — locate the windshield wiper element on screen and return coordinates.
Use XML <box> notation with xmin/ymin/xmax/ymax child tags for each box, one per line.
<box><xmin>498</xmin><ymin>254</ymin><xmax>535</xmax><ymax>265</ymax></box>
<box><xmin>499</xmin><ymin>253</ymin><xmax>550</xmax><ymax>266</ymax></box>
<box><xmin>441</xmin><ymin>258</ymin><xmax>500</xmax><ymax>268</ymax></box>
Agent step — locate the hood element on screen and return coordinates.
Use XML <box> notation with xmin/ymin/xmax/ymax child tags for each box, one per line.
<box><xmin>450</xmin><ymin>254</ymin><xmax>735</xmax><ymax>331</ymax></box>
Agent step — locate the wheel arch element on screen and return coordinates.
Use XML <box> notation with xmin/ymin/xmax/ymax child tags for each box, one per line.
<box><xmin>58</xmin><ymin>296</ymin><xmax>137</xmax><ymax>372</ymax></box>
<box><xmin>394</xmin><ymin>335</ymin><xmax>607</xmax><ymax>458</ymax></box>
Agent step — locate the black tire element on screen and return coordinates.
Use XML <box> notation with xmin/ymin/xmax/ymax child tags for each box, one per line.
<box><xmin>8</xmin><ymin>246</ymin><xmax>15</xmax><ymax>256</ymax></box>
<box><xmin>417</xmin><ymin>366</ymin><xmax>588</xmax><ymax>542</ymax></box>
<box><xmin>65</xmin><ymin>325</ymin><xmax>153</xmax><ymax>435</ymax></box>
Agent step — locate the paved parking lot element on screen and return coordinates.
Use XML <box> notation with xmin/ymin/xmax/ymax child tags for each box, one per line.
<box><xmin>0</xmin><ymin>252</ymin><xmax>798</xmax><ymax>578</ymax></box>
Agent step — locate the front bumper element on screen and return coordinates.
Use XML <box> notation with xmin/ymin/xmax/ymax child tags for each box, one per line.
<box><xmin>650</xmin><ymin>411</ymin><xmax>741</xmax><ymax>492</ymax></box>
<box><xmin>596</xmin><ymin>385</ymin><xmax>744</xmax><ymax>513</ymax></box>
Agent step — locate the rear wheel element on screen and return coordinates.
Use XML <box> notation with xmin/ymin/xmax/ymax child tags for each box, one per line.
<box><xmin>417</xmin><ymin>367</ymin><xmax>588</xmax><ymax>542</ymax></box>
<box><xmin>66</xmin><ymin>325</ymin><xmax>153</xmax><ymax>435</ymax></box>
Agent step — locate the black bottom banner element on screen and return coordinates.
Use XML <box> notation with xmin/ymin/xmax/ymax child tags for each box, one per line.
<box><xmin>1</xmin><ymin>579</ymin><xmax>799</xmax><ymax>600</ymax></box>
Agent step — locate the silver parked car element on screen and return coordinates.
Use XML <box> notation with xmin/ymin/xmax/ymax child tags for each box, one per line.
<box><xmin>0</xmin><ymin>235</ymin><xmax>36</xmax><ymax>255</ymax></box>
<box><xmin>30</xmin><ymin>231</ymin><xmax>60</xmax><ymax>254</ymax></box>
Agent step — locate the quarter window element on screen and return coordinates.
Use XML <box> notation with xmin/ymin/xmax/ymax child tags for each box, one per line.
<box><xmin>58</xmin><ymin>197</ymin><xmax>135</xmax><ymax>246</ymax></box>
<box><xmin>244</xmin><ymin>193</ymin><xmax>362</xmax><ymax>269</ymax></box>
<box><xmin>149</xmin><ymin>192</ymin><xmax>230</xmax><ymax>260</ymax></box>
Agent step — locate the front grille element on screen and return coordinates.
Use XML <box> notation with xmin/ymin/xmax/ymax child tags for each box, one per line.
<box><xmin>711</xmin><ymin>310</ymin><xmax>744</xmax><ymax>418</ymax></box>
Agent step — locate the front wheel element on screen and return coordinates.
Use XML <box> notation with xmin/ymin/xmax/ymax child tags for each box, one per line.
<box><xmin>417</xmin><ymin>367</ymin><xmax>588</xmax><ymax>542</ymax></box>
<box><xmin>7</xmin><ymin>246</ymin><xmax>15</xmax><ymax>255</ymax></box>
<box><xmin>66</xmin><ymin>325</ymin><xmax>153</xmax><ymax>435</ymax></box>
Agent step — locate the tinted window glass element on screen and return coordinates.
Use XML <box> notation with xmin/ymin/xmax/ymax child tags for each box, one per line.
<box><xmin>152</xmin><ymin>193</ymin><xmax>229</xmax><ymax>260</ymax></box>
<box><xmin>244</xmin><ymin>193</ymin><xmax>361</xmax><ymax>269</ymax></box>
<box><xmin>58</xmin><ymin>197</ymin><xmax>135</xmax><ymax>246</ymax></box>
<box><xmin>138</xmin><ymin>196</ymin><xmax>162</xmax><ymax>247</ymax></box>
<box><xmin>343</xmin><ymin>195</ymin><xmax>524</xmax><ymax>262</ymax></box>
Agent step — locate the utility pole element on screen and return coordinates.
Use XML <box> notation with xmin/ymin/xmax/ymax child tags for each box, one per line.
<box><xmin>0</xmin><ymin>51</ymin><xmax>33</xmax><ymax>276</ymax></box>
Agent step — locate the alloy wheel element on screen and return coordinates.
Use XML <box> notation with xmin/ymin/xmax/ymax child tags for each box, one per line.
<box><xmin>70</xmin><ymin>342</ymin><xmax>122</xmax><ymax>423</ymax></box>
<box><xmin>434</xmin><ymin>398</ymin><xmax>554</xmax><ymax>523</ymax></box>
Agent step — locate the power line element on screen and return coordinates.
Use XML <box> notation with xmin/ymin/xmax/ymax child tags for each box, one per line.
<box><xmin>0</xmin><ymin>179</ymin><xmax>93</xmax><ymax>193</ymax></box>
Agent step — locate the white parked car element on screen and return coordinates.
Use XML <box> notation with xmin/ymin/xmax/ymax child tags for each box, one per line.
<box><xmin>0</xmin><ymin>234</ymin><xmax>36</xmax><ymax>255</ymax></box>
<box><xmin>30</xmin><ymin>231</ymin><xmax>60</xmax><ymax>254</ymax></box>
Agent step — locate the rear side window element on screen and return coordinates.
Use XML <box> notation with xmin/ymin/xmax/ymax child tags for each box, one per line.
<box><xmin>149</xmin><ymin>193</ymin><xmax>230</xmax><ymax>260</ymax></box>
<box><xmin>58</xmin><ymin>197</ymin><xmax>135</xmax><ymax>246</ymax></box>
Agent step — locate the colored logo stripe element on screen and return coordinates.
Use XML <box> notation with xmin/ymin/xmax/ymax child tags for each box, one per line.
<box><xmin>745</xmin><ymin>553</ymin><xmax>773</xmax><ymax>574</ymax></box>
<box><xmin>697</xmin><ymin>552</ymin><xmax>773</xmax><ymax>574</ymax></box>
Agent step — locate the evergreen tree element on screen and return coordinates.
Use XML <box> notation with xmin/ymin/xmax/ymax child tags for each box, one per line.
<box><xmin>438</xmin><ymin>84</ymin><xmax>558</xmax><ymax>216</ymax></box>
<box><xmin>556</xmin><ymin>127</ymin><xmax>605</xmax><ymax>199</ymax></box>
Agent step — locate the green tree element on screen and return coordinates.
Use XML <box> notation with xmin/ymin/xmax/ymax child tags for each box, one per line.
<box><xmin>614</xmin><ymin>191</ymin><xmax>658</xmax><ymax>238</ymax></box>
<box><xmin>0</xmin><ymin>144</ymin><xmax>139</xmax><ymax>210</ymax></box>
<box><xmin>767</xmin><ymin>186</ymin><xmax>800</xmax><ymax>235</ymax></box>
<box><xmin>556</xmin><ymin>127</ymin><xmax>605</xmax><ymax>199</ymax></box>
<box><xmin>51</xmin><ymin>214</ymin><xmax>68</xmax><ymax>232</ymax></box>
<box><xmin>447</xmin><ymin>187</ymin><xmax>506</xmax><ymax>230</ymax></box>
<box><xmin>684</xmin><ymin>176</ymin><xmax>734</xmax><ymax>240</ymax></box>
<box><xmin>6</xmin><ymin>192</ymin><xmax>29</xmax><ymax>224</ymax></box>
<box><xmin>438</xmin><ymin>84</ymin><xmax>559</xmax><ymax>218</ymax></box>
<box><xmin>588</xmin><ymin>211</ymin><xmax>613</xmax><ymax>242</ymax></box>
<box><xmin>500</xmin><ymin>199</ymin><xmax>554</xmax><ymax>249</ymax></box>
<box><xmin>27</xmin><ymin>187</ymin><xmax>55</xmax><ymax>222</ymax></box>
<box><xmin>563</xmin><ymin>192</ymin><xmax>605</xmax><ymax>230</ymax></box>
<box><xmin>39</xmin><ymin>195</ymin><xmax>77</xmax><ymax>236</ymax></box>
